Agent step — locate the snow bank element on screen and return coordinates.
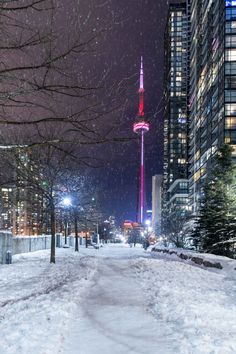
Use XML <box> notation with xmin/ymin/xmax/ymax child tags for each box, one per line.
<box><xmin>132</xmin><ymin>249</ymin><xmax>236</xmax><ymax>354</ymax></box>
<box><xmin>0</xmin><ymin>248</ymin><xmax>97</xmax><ymax>354</ymax></box>
<box><xmin>1</xmin><ymin>244</ymin><xmax>236</xmax><ymax>354</ymax></box>
<box><xmin>151</xmin><ymin>244</ymin><xmax>236</xmax><ymax>273</ymax></box>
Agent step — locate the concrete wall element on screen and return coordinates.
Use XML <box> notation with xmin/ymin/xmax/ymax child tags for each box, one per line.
<box><xmin>68</xmin><ymin>236</ymin><xmax>75</xmax><ymax>247</ymax></box>
<box><xmin>0</xmin><ymin>232</ymin><xmax>13</xmax><ymax>264</ymax></box>
<box><xmin>12</xmin><ymin>235</ymin><xmax>52</xmax><ymax>255</ymax></box>
<box><xmin>0</xmin><ymin>232</ymin><xmax>76</xmax><ymax>264</ymax></box>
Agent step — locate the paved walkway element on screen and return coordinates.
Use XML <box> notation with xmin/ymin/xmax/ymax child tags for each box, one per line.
<box><xmin>63</xmin><ymin>250</ymin><xmax>175</xmax><ymax>354</ymax></box>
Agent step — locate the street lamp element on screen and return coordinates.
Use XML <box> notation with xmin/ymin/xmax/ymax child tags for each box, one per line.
<box><xmin>104</xmin><ymin>219</ymin><xmax>110</xmax><ymax>243</ymax></box>
<box><xmin>97</xmin><ymin>220</ymin><xmax>100</xmax><ymax>247</ymax></box>
<box><xmin>62</xmin><ymin>197</ymin><xmax>72</xmax><ymax>245</ymax></box>
<box><xmin>145</xmin><ymin>219</ymin><xmax>151</xmax><ymax>226</ymax></box>
<box><xmin>62</xmin><ymin>196</ymin><xmax>80</xmax><ymax>252</ymax></box>
<box><xmin>63</xmin><ymin>197</ymin><xmax>72</xmax><ymax>207</ymax></box>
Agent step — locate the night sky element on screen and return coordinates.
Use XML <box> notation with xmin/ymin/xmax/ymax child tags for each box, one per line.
<box><xmin>83</xmin><ymin>0</ymin><xmax>171</xmax><ymax>223</ymax></box>
<box><xmin>3</xmin><ymin>0</ymin><xmax>173</xmax><ymax>224</ymax></box>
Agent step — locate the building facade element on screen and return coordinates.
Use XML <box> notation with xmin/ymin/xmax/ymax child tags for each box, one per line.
<box><xmin>189</xmin><ymin>0</ymin><xmax>236</xmax><ymax>213</ymax></box>
<box><xmin>163</xmin><ymin>0</ymin><xmax>236</xmax><ymax>219</ymax></box>
<box><xmin>163</xmin><ymin>1</ymin><xmax>189</xmax><ymax>224</ymax></box>
<box><xmin>152</xmin><ymin>174</ymin><xmax>162</xmax><ymax>235</ymax></box>
<box><xmin>0</xmin><ymin>151</ymin><xmax>45</xmax><ymax>236</ymax></box>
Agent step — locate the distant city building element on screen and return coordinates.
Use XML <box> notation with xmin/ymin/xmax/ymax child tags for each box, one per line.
<box><xmin>163</xmin><ymin>1</ymin><xmax>189</xmax><ymax>221</ymax></box>
<box><xmin>12</xmin><ymin>187</ymin><xmax>44</xmax><ymax>236</ymax></box>
<box><xmin>0</xmin><ymin>188</ymin><xmax>44</xmax><ymax>236</ymax></box>
<box><xmin>0</xmin><ymin>188</ymin><xmax>14</xmax><ymax>231</ymax></box>
<box><xmin>151</xmin><ymin>175</ymin><xmax>162</xmax><ymax>235</ymax></box>
<box><xmin>0</xmin><ymin>151</ymin><xmax>45</xmax><ymax>236</ymax></box>
<box><xmin>122</xmin><ymin>220</ymin><xmax>142</xmax><ymax>236</ymax></box>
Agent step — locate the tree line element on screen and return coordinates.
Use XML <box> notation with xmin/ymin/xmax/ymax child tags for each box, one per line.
<box><xmin>163</xmin><ymin>144</ymin><xmax>236</xmax><ymax>258</ymax></box>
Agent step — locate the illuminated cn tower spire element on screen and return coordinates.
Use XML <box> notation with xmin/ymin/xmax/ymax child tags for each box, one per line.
<box><xmin>133</xmin><ymin>56</ymin><xmax>150</xmax><ymax>224</ymax></box>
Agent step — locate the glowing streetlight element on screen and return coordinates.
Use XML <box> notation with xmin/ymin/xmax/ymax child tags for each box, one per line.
<box><xmin>63</xmin><ymin>197</ymin><xmax>72</xmax><ymax>207</ymax></box>
<box><xmin>62</xmin><ymin>197</ymin><xmax>72</xmax><ymax>246</ymax></box>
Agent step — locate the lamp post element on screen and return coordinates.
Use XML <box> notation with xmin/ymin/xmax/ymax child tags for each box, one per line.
<box><xmin>62</xmin><ymin>196</ymin><xmax>80</xmax><ymax>252</ymax></box>
<box><xmin>85</xmin><ymin>218</ymin><xmax>88</xmax><ymax>248</ymax></box>
<box><xmin>65</xmin><ymin>219</ymin><xmax>68</xmax><ymax>245</ymax></box>
<box><xmin>97</xmin><ymin>220</ymin><xmax>100</xmax><ymax>247</ymax></box>
<box><xmin>104</xmin><ymin>219</ymin><xmax>110</xmax><ymax>243</ymax></box>
<box><xmin>63</xmin><ymin>197</ymin><xmax>71</xmax><ymax>245</ymax></box>
<box><xmin>74</xmin><ymin>208</ymin><xmax>79</xmax><ymax>252</ymax></box>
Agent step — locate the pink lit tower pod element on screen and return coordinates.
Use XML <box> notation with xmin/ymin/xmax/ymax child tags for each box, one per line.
<box><xmin>133</xmin><ymin>57</ymin><xmax>150</xmax><ymax>224</ymax></box>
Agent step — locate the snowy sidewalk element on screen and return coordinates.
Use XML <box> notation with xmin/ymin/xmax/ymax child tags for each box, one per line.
<box><xmin>63</xmin><ymin>248</ymin><xmax>174</xmax><ymax>354</ymax></box>
<box><xmin>0</xmin><ymin>245</ymin><xmax>235</xmax><ymax>354</ymax></box>
<box><xmin>63</xmin><ymin>245</ymin><xmax>236</xmax><ymax>354</ymax></box>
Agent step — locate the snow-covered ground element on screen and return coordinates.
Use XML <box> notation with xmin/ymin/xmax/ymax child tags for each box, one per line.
<box><xmin>0</xmin><ymin>244</ymin><xmax>235</xmax><ymax>354</ymax></box>
<box><xmin>133</xmin><ymin>250</ymin><xmax>236</xmax><ymax>354</ymax></box>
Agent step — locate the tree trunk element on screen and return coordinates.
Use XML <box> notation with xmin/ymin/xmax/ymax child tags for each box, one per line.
<box><xmin>50</xmin><ymin>200</ymin><xmax>56</xmax><ymax>263</ymax></box>
<box><xmin>85</xmin><ymin>219</ymin><xmax>88</xmax><ymax>248</ymax></box>
<box><xmin>74</xmin><ymin>211</ymin><xmax>79</xmax><ymax>252</ymax></box>
<box><xmin>64</xmin><ymin>218</ymin><xmax>67</xmax><ymax>245</ymax></box>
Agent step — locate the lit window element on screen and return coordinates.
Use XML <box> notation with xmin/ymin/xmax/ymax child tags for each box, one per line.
<box><xmin>226</xmin><ymin>21</ymin><xmax>236</xmax><ymax>33</ymax></box>
<box><xmin>225</xmin><ymin>49</ymin><xmax>236</xmax><ymax>61</ymax></box>
<box><xmin>231</xmin><ymin>144</ymin><xmax>236</xmax><ymax>156</ymax></box>
<box><xmin>225</xmin><ymin>117</ymin><xmax>236</xmax><ymax>129</ymax></box>
<box><xmin>194</xmin><ymin>170</ymin><xmax>201</xmax><ymax>182</ymax></box>
<box><xmin>225</xmin><ymin>103</ymin><xmax>236</xmax><ymax>115</ymax></box>
<box><xmin>226</xmin><ymin>35</ymin><xmax>236</xmax><ymax>47</ymax></box>
<box><xmin>195</xmin><ymin>150</ymin><xmax>200</xmax><ymax>160</ymax></box>
<box><xmin>178</xmin><ymin>158</ymin><xmax>186</xmax><ymax>164</ymax></box>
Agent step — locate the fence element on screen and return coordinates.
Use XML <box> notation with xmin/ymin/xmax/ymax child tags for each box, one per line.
<box><xmin>0</xmin><ymin>232</ymin><xmax>76</xmax><ymax>264</ymax></box>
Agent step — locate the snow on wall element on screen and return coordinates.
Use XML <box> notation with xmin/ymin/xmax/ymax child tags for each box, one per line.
<box><xmin>151</xmin><ymin>246</ymin><xmax>236</xmax><ymax>270</ymax></box>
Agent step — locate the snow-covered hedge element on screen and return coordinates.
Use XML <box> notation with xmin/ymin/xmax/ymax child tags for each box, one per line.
<box><xmin>151</xmin><ymin>245</ymin><xmax>236</xmax><ymax>270</ymax></box>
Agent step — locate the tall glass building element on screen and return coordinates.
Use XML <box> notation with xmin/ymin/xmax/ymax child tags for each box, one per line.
<box><xmin>0</xmin><ymin>151</ymin><xmax>45</xmax><ymax>236</ymax></box>
<box><xmin>189</xmin><ymin>0</ymin><xmax>236</xmax><ymax>213</ymax></box>
<box><xmin>163</xmin><ymin>1</ymin><xmax>189</xmax><ymax>222</ymax></box>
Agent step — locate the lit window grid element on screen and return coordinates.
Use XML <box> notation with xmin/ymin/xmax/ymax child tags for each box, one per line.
<box><xmin>163</xmin><ymin>2</ymin><xmax>189</xmax><ymax>215</ymax></box>
<box><xmin>188</xmin><ymin>0</ymin><xmax>236</xmax><ymax>213</ymax></box>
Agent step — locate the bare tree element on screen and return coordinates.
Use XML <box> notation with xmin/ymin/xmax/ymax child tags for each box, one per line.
<box><xmin>57</xmin><ymin>170</ymin><xmax>99</xmax><ymax>252</ymax></box>
<box><xmin>0</xmin><ymin>0</ymin><xmax>132</xmax><ymax>152</ymax></box>
<box><xmin>0</xmin><ymin>142</ymin><xmax>78</xmax><ymax>262</ymax></box>
<box><xmin>0</xmin><ymin>0</ymin><xmax>135</xmax><ymax>262</ymax></box>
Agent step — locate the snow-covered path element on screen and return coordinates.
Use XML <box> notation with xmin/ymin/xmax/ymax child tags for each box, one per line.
<box><xmin>0</xmin><ymin>244</ymin><xmax>236</xmax><ymax>354</ymax></box>
<box><xmin>63</xmin><ymin>248</ymin><xmax>173</xmax><ymax>354</ymax></box>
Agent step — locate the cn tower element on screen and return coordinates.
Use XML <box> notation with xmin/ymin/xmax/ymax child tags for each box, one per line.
<box><xmin>133</xmin><ymin>57</ymin><xmax>150</xmax><ymax>224</ymax></box>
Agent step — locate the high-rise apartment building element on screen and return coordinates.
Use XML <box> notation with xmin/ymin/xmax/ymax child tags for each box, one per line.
<box><xmin>163</xmin><ymin>0</ymin><xmax>236</xmax><ymax>226</ymax></box>
<box><xmin>163</xmin><ymin>1</ymin><xmax>189</xmax><ymax>221</ymax></box>
<box><xmin>189</xmin><ymin>0</ymin><xmax>236</xmax><ymax>213</ymax></box>
<box><xmin>0</xmin><ymin>151</ymin><xmax>45</xmax><ymax>236</ymax></box>
<box><xmin>152</xmin><ymin>175</ymin><xmax>162</xmax><ymax>234</ymax></box>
